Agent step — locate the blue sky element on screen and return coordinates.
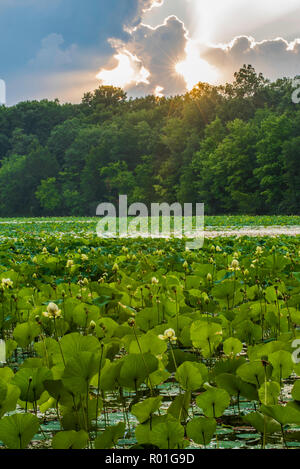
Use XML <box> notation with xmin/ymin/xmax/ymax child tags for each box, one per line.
<box><xmin>1</xmin><ymin>0</ymin><xmax>300</xmax><ymax>104</ymax></box>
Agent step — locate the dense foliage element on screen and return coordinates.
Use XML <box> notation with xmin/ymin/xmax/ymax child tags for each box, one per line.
<box><xmin>0</xmin><ymin>219</ymin><xmax>299</xmax><ymax>449</ymax></box>
<box><xmin>0</xmin><ymin>65</ymin><xmax>300</xmax><ymax>217</ymax></box>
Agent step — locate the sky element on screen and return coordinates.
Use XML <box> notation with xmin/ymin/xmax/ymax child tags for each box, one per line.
<box><xmin>1</xmin><ymin>0</ymin><xmax>300</xmax><ymax>104</ymax></box>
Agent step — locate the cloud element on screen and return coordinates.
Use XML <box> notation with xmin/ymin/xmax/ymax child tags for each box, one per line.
<box><xmin>0</xmin><ymin>0</ymin><xmax>165</xmax><ymax>104</ymax></box>
<box><xmin>98</xmin><ymin>15</ymin><xmax>188</xmax><ymax>96</ymax></box>
<box><xmin>29</xmin><ymin>34</ymin><xmax>78</xmax><ymax>70</ymax></box>
<box><xmin>96</xmin><ymin>51</ymin><xmax>150</xmax><ymax>88</ymax></box>
<box><xmin>202</xmin><ymin>36</ymin><xmax>300</xmax><ymax>82</ymax></box>
<box><xmin>2</xmin><ymin>0</ymin><xmax>300</xmax><ymax>104</ymax></box>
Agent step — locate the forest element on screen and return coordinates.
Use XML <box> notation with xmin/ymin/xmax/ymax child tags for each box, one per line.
<box><xmin>0</xmin><ymin>65</ymin><xmax>299</xmax><ymax>217</ymax></box>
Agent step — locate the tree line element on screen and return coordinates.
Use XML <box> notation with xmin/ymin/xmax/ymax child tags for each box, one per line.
<box><xmin>0</xmin><ymin>65</ymin><xmax>299</xmax><ymax>217</ymax></box>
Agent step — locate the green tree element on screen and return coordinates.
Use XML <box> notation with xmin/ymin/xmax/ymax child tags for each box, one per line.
<box><xmin>35</xmin><ymin>178</ymin><xmax>62</xmax><ymax>214</ymax></box>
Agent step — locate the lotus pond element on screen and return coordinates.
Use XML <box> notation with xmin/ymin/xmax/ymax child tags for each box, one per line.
<box><xmin>0</xmin><ymin>218</ymin><xmax>300</xmax><ymax>450</ymax></box>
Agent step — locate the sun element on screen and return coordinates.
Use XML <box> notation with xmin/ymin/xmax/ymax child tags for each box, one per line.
<box><xmin>96</xmin><ymin>52</ymin><xmax>149</xmax><ymax>89</ymax></box>
<box><xmin>175</xmin><ymin>41</ymin><xmax>219</xmax><ymax>90</ymax></box>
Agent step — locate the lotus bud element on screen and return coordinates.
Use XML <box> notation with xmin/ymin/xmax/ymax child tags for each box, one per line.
<box><xmin>89</xmin><ymin>320</ymin><xmax>96</xmax><ymax>330</ymax></box>
<box><xmin>128</xmin><ymin>318</ymin><xmax>136</xmax><ymax>327</ymax></box>
<box><xmin>231</xmin><ymin>259</ymin><xmax>239</xmax><ymax>269</ymax></box>
<box><xmin>47</xmin><ymin>302</ymin><xmax>59</xmax><ymax>315</ymax></box>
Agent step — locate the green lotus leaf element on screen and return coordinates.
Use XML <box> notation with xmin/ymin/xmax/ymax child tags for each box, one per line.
<box><xmin>186</xmin><ymin>417</ymin><xmax>216</xmax><ymax>446</ymax></box>
<box><xmin>73</xmin><ymin>303</ymin><xmax>100</xmax><ymax>328</ymax></box>
<box><xmin>236</xmin><ymin>361</ymin><xmax>271</xmax><ymax>387</ymax></box>
<box><xmin>20</xmin><ymin>358</ymin><xmax>44</xmax><ymax>369</ymax></box>
<box><xmin>132</xmin><ymin>396</ymin><xmax>163</xmax><ymax>423</ymax></box>
<box><xmin>167</xmin><ymin>391</ymin><xmax>190</xmax><ymax>421</ymax></box>
<box><xmin>211</xmin><ymin>280</ymin><xmax>236</xmax><ymax>300</ymax></box>
<box><xmin>292</xmin><ymin>381</ymin><xmax>300</xmax><ymax>401</ymax></box>
<box><xmin>34</xmin><ymin>337</ymin><xmax>60</xmax><ymax>366</ymax></box>
<box><xmin>248</xmin><ymin>341</ymin><xmax>288</xmax><ymax>361</ymax></box>
<box><xmin>43</xmin><ymin>379</ymin><xmax>73</xmax><ymax>406</ymax></box>
<box><xmin>212</xmin><ymin>357</ymin><xmax>246</xmax><ymax>376</ymax></box>
<box><xmin>129</xmin><ymin>332</ymin><xmax>167</xmax><ymax>355</ymax></box>
<box><xmin>215</xmin><ymin>373</ymin><xmax>258</xmax><ymax>401</ymax></box>
<box><xmin>261</xmin><ymin>404</ymin><xmax>300</xmax><ymax>425</ymax></box>
<box><xmin>55</xmin><ymin>333</ymin><xmax>100</xmax><ymax>364</ymax></box>
<box><xmin>93</xmin><ymin>360</ymin><xmax>122</xmax><ymax>391</ymax></box>
<box><xmin>175</xmin><ymin>361</ymin><xmax>204</xmax><ymax>391</ymax></box>
<box><xmin>0</xmin><ymin>367</ymin><xmax>14</xmax><ymax>384</ymax></box>
<box><xmin>148</xmin><ymin>368</ymin><xmax>170</xmax><ymax>387</ymax></box>
<box><xmin>52</xmin><ymin>430</ymin><xmax>89</xmax><ymax>449</ymax></box>
<box><xmin>136</xmin><ymin>307</ymin><xmax>159</xmax><ymax>331</ymax></box>
<box><xmin>135</xmin><ymin>415</ymin><xmax>164</xmax><ymax>445</ymax></box>
<box><xmin>151</xmin><ymin>416</ymin><xmax>185</xmax><ymax>449</ymax></box>
<box><xmin>190</xmin><ymin>321</ymin><xmax>222</xmax><ymax>357</ymax></box>
<box><xmin>13</xmin><ymin>322</ymin><xmax>41</xmax><ymax>348</ymax></box>
<box><xmin>0</xmin><ymin>383</ymin><xmax>20</xmax><ymax>418</ymax></box>
<box><xmin>269</xmin><ymin>350</ymin><xmax>294</xmax><ymax>381</ymax></box>
<box><xmin>0</xmin><ymin>413</ymin><xmax>40</xmax><ymax>449</ymax></box>
<box><xmin>258</xmin><ymin>381</ymin><xmax>280</xmax><ymax>405</ymax></box>
<box><xmin>94</xmin><ymin>422</ymin><xmax>126</xmax><ymax>449</ymax></box>
<box><xmin>61</xmin><ymin>397</ymin><xmax>101</xmax><ymax>431</ymax></box>
<box><xmin>166</xmin><ymin>349</ymin><xmax>198</xmax><ymax>373</ymax></box>
<box><xmin>243</xmin><ymin>412</ymin><xmax>281</xmax><ymax>435</ymax></box>
<box><xmin>196</xmin><ymin>387</ymin><xmax>230</xmax><ymax>418</ymax></box>
<box><xmin>12</xmin><ymin>367</ymin><xmax>52</xmax><ymax>402</ymax></box>
<box><xmin>62</xmin><ymin>352</ymin><xmax>99</xmax><ymax>394</ymax></box>
<box><xmin>223</xmin><ymin>337</ymin><xmax>243</xmax><ymax>356</ymax></box>
<box><xmin>0</xmin><ymin>378</ymin><xmax>7</xmax><ymax>403</ymax></box>
<box><xmin>119</xmin><ymin>353</ymin><xmax>158</xmax><ymax>390</ymax></box>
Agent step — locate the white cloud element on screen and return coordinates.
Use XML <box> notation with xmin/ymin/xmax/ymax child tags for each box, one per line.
<box><xmin>202</xmin><ymin>36</ymin><xmax>300</xmax><ymax>82</ymax></box>
<box><xmin>29</xmin><ymin>34</ymin><xmax>78</xmax><ymax>70</ymax></box>
<box><xmin>98</xmin><ymin>15</ymin><xmax>188</xmax><ymax>96</ymax></box>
